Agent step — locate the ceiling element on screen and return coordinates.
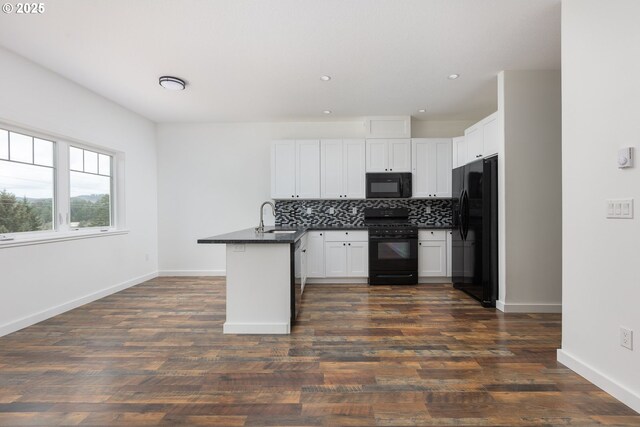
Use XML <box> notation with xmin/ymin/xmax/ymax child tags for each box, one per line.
<box><xmin>0</xmin><ymin>0</ymin><xmax>560</xmax><ymax>123</ymax></box>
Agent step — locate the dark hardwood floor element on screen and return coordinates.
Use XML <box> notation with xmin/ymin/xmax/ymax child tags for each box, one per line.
<box><xmin>0</xmin><ymin>277</ymin><xmax>638</xmax><ymax>426</ymax></box>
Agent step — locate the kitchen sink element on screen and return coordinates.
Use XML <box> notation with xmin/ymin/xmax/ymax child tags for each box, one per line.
<box><xmin>264</xmin><ymin>229</ymin><xmax>297</xmax><ymax>234</ymax></box>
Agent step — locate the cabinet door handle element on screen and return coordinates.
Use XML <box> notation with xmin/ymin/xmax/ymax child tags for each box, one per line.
<box><xmin>346</xmin><ymin>232</ymin><xmax>349</xmax><ymax>235</ymax></box>
<box><xmin>320</xmin><ymin>233</ymin><xmax>323</xmax><ymax>236</ymax></box>
<box><xmin>348</xmin><ymin>243</ymin><xmax>351</xmax><ymax>246</ymax></box>
<box><xmin>385</xmin><ymin>168</ymin><xmax>388</xmax><ymax>171</ymax></box>
<box><xmin>343</xmin><ymin>243</ymin><xmax>346</xmax><ymax>246</ymax></box>
<box><xmin>419</xmin><ymin>242</ymin><xmax>422</xmax><ymax>246</ymax></box>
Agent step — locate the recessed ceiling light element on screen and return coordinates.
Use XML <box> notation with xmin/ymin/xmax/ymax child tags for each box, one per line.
<box><xmin>418</xmin><ymin>109</ymin><xmax>426</xmax><ymax>113</ymax></box>
<box><xmin>323</xmin><ymin>110</ymin><xmax>332</xmax><ymax>114</ymax></box>
<box><xmin>448</xmin><ymin>74</ymin><xmax>460</xmax><ymax>80</ymax></box>
<box><xmin>159</xmin><ymin>76</ymin><xmax>186</xmax><ymax>90</ymax></box>
<box><xmin>320</xmin><ymin>75</ymin><xmax>332</xmax><ymax>81</ymax></box>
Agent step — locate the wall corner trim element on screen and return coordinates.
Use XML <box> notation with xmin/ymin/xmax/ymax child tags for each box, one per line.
<box><xmin>0</xmin><ymin>271</ymin><xmax>158</xmax><ymax>338</ymax></box>
<box><xmin>558</xmin><ymin>349</ymin><xmax>640</xmax><ymax>414</ymax></box>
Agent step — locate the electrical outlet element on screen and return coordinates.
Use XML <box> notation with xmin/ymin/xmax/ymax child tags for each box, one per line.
<box><xmin>306</xmin><ymin>207</ymin><xmax>312</xmax><ymax>214</ymax></box>
<box><xmin>329</xmin><ymin>207</ymin><xmax>335</xmax><ymax>215</ymax></box>
<box><xmin>620</xmin><ymin>327</ymin><xmax>633</xmax><ymax>350</ymax></box>
<box><xmin>352</xmin><ymin>207</ymin><xmax>357</xmax><ymax>215</ymax></box>
<box><xmin>232</xmin><ymin>244</ymin><xmax>245</xmax><ymax>252</ymax></box>
<box><xmin>426</xmin><ymin>206</ymin><xmax>431</xmax><ymax>214</ymax></box>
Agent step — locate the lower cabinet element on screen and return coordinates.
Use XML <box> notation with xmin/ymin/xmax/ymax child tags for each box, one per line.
<box><xmin>306</xmin><ymin>231</ymin><xmax>326</xmax><ymax>278</ymax></box>
<box><xmin>325</xmin><ymin>241</ymin><xmax>347</xmax><ymax>277</ymax></box>
<box><xmin>325</xmin><ymin>241</ymin><xmax>368</xmax><ymax>277</ymax></box>
<box><xmin>418</xmin><ymin>229</ymin><xmax>450</xmax><ymax>278</ymax></box>
<box><xmin>418</xmin><ymin>241</ymin><xmax>447</xmax><ymax>277</ymax></box>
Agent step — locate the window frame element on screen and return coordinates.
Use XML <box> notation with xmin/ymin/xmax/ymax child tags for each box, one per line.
<box><xmin>67</xmin><ymin>144</ymin><xmax>115</xmax><ymax>231</ymax></box>
<box><xmin>0</xmin><ymin>122</ymin><xmax>126</xmax><ymax>246</ymax></box>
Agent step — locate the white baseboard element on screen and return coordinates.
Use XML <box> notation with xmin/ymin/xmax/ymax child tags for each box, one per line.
<box><xmin>557</xmin><ymin>349</ymin><xmax>640</xmax><ymax>414</ymax></box>
<box><xmin>0</xmin><ymin>271</ymin><xmax>158</xmax><ymax>338</ymax></box>
<box><xmin>306</xmin><ymin>278</ymin><xmax>368</xmax><ymax>284</ymax></box>
<box><xmin>497</xmin><ymin>301</ymin><xmax>562</xmax><ymax>313</ymax></box>
<box><xmin>223</xmin><ymin>322</ymin><xmax>290</xmax><ymax>334</ymax></box>
<box><xmin>158</xmin><ymin>269</ymin><xmax>226</xmax><ymax>277</ymax></box>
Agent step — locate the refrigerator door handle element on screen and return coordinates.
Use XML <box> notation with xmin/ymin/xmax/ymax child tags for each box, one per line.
<box><xmin>457</xmin><ymin>189</ymin><xmax>465</xmax><ymax>240</ymax></box>
<box><xmin>462</xmin><ymin>190</ymin><xmax>470</xmax><ymax>240</ymax></box>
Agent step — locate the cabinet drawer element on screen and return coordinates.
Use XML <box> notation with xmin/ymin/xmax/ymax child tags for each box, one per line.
<box><xmin>323</xmin><ymin>230</ymin><xmax>368</xmax><ymax>242</ymax></box>
<box><xmin>418</xmin><ymin>229</ymin><xmax>446</xmax><ymax>241</ymax></box>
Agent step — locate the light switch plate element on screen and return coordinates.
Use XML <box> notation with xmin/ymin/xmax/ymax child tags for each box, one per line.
<box><xmin>329</xmin><ymin>207</ymin><xmax>335</xmax><ymax>215</ymax></box>
<box><xmin>607</xmin><ymin>199</ymin><xmax>633</xmax><ymax>219</ymax></box>
<box><xmin>306</xmin><ymin>207</ymin><xmax>312</xmax><ymax>214</ymax></box>
<box><xmin>352</xmin><ymin>207</ymin><xmax>357</xmax><ymax>215</ymax></box>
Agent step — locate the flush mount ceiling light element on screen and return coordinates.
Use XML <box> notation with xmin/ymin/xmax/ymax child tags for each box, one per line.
<box><xmin>418</xmin><ymin>109</ymin><xmax>426</xmax><ymax>113</ymax></box>
<box><xmin>320</xmin><ymin>75</ymin><xmax>332</xmax><ymax>81</ymax></box>
<box><xmin>448</xmin><ymin>74</ymin><xmax>460</xmax><ymax>80</ymax></box>
<box><xmin>159</xmin><ymin>76</ymin><xmax>186</xmax><ymax>90</ymax></box>
<box><xmin>323</xmin><ymin>110</ymin><xmax>332</xmax><ymax>114</ymax></box>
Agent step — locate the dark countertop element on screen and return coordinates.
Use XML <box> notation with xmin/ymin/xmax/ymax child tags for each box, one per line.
<box><xmin>197</xmin><ymin>227</ymin><xmax>306</xmax><ymax>244</ymax></box>
<box><xmin>198</xmin><ymin>223</ymin><xmax>452</xmax><ymax>245</ymax></box>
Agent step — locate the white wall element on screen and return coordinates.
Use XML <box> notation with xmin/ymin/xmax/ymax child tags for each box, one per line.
<box><xmin>0</xmin><ymin>47</ymin><xmax>158</xmax><ymax>336</ymax></box>
<box><xmin>496</xmin><ymin>70</ymin><xmax>562</xmax><ymax>313</ymax></box>
<box><xmin>559</xmin><ymin>0</ymin><xmax>640</xmax><ymax>412</ymax></box>
<box><xmin>412</xmin><ymin>120</ymin><xmax>474</xmax><ymax>138</ymax></box>
<box><xmin>156</xmin><ymin>120</ymin><xmax>469</xmax><ymax>275</ymax></box>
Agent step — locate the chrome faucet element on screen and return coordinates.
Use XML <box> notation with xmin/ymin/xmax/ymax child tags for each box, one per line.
<box><xmin>256</xmin><ymin>201</ymin><xmax>275</xmax><ymax>233</ymax></box>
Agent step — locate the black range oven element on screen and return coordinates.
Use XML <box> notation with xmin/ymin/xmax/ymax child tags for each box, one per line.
<box><xmin>365</xmin><ymin>208</ymin><xmax>418</xmax><ymax>285</ymax></box>
<box><xmin>366</xmin><ymin>173</ymin><xmax>412</xmax><ymax>199</ymax></box>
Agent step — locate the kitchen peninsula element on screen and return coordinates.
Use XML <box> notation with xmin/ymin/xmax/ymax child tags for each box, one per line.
<box><xmin>198</xmin><ymin>227</ymin><xmax>306</xmax><ymax>334</ymax></box>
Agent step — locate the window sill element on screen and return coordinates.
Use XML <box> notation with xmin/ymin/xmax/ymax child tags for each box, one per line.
<box><xmin>0</xmin><ymin>229</ymin><xmax>130</xmax><ymax>249</ymax></box>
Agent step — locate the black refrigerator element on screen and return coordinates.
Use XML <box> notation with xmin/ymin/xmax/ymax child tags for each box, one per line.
<box><xmin>451</xmin><ymin>156</ymin><xmax>498</xmax><ymax>307</ymax></box>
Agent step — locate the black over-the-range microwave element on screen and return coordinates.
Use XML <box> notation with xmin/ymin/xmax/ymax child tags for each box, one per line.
<box><xmin>365</xmin><ymin>173</ymin><xmax>412</xmax><ymax>199</ymax></box>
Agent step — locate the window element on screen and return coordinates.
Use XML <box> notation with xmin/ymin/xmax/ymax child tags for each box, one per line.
<box><xmin>69</xmin><ymin>146</ymin><xmax>112</xmax><ymax>228</ymax></box>
<box><xmin>0</xmin><ymin>129</ymin><xmax>55</xmax><ymax>234</ymax></box>
<box><xmin>0</xmin><ymin>124</ymin><xmax>122</xmax><ymax>242</ymax></box>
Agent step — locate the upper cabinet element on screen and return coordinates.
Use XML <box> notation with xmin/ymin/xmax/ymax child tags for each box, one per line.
<box><xmin>271</xmin><ymin>139</ymin><xmax>320</xmax><ymax>199</ymax></box>
<box><xmin>320</xmin><ymin>139</ymin><xmax>365</xmax><ymax>199</ymax></box>
<box><xmin>365</xmin><ymin>138</ymin><xmax>411</xmax><ymax>172</ymax></box>
<box><xmin>452</xmin><ymin>136</ymin><xmax>467</xmax><ymax>169</ymax></box>
<box><xmin>364</xmin><ymin>116</ymin><xmax>411</xmax><ymax>139</ymax></box>
<box><xmin>464</xmin><ymin>112</ymin><xmax>499</xmax><ymax>162</ymax></box>
<box><xmin>411</xmin><ymin>138</ymin><xmax>452</xmax><ymax>198</ymax></box>
<box><xmin>482</xmin><ymin>113</ymin><xmax>499</xmax><ymax>157</ymax></box>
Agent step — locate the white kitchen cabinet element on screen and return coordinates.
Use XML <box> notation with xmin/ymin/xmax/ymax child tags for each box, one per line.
<box><xmin>463</xmin><ymin>112</ymin><xmax>499</xmax><ymax>164</ymax></box>
<box><xmin>270</xmin><ymin>140</ymin><xmax>296</xmax><ymax>199</ymax></box>
<box><xmin>482</xmin><ymin>113</ymin><xmax>499</xmax><ymax>157</ymax></box>
<box><xmin>418</xmin><ymin>240</ymin><xmax>447</xmax><ymax>277</ymax></box>
<box><xmin>271</xmin><ymin>139</ymin><xmax>320</xmax><ymax>199</ymax></box>
<box><xmin>411</xmin><ymin>138</ymin><xmax>452</xmax><ymax>198</ymax></box>
<box><xmin>320</xmin><ymin>140</ymin><xmax>343</xmax><ymax>199</ymax></box>
<box><xmin>323</xmin><ymin>231</ymin><xmax>368</xmax><ymax>278</ymax></box>
<box><xmin>324</xmin><ymin>241</ymin><xmax>348</xmax><ymax>277</ymax></box>
<box><xmin>320</xmin><ymin>139</ymin><xmax>365</xmax><ymax>199</ymax></box>
<box><xmin>452</xmin><ymin>136</ymin><xmax>467</xmax><ymax>169</ymax></box>
<box><xmin>465</xmin><ymin>124</ymin><xmax>483</xmax><ymax>162</ymax></box>
<box><xmin>388</xmin><ymin>139</ymin><xmax>412</xmax><ymax>172</ymax></box>
<box><xmin>301</xmin><ymin>244</ymin><xmax>308</xmax><ymax>294</ymax></box>
<box><xmin>365</xmin><ymin>139</ymin><xmax>388</xmax><ymax>172</ymax></box>
<box><xmin>343</xmin><ymin>140</ymin><xmax>366</xmax><ymax>198</ymax></box>
<box><xmin>365</xmin><ymin>139</ymin><xmax>411</xmax><ymax>172</ymax></box>
<box><xmin>346</xmin><ymin>241</ymin><xmax>368</xmax><ymax>277</ymax></box>
<box><xmin>306</xmin><ymin>231</ymin><xmax>326</xmax><ymax>278</ymax></box>
<box><xmin>364</xmin><ymin>116</ymin><xmax>411</xmax><ymax>138</ymax></box>
<box><xmin>296</xmin><ymin>140</ymin><xmax>321</xmax><ymax>198</ymax></box>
